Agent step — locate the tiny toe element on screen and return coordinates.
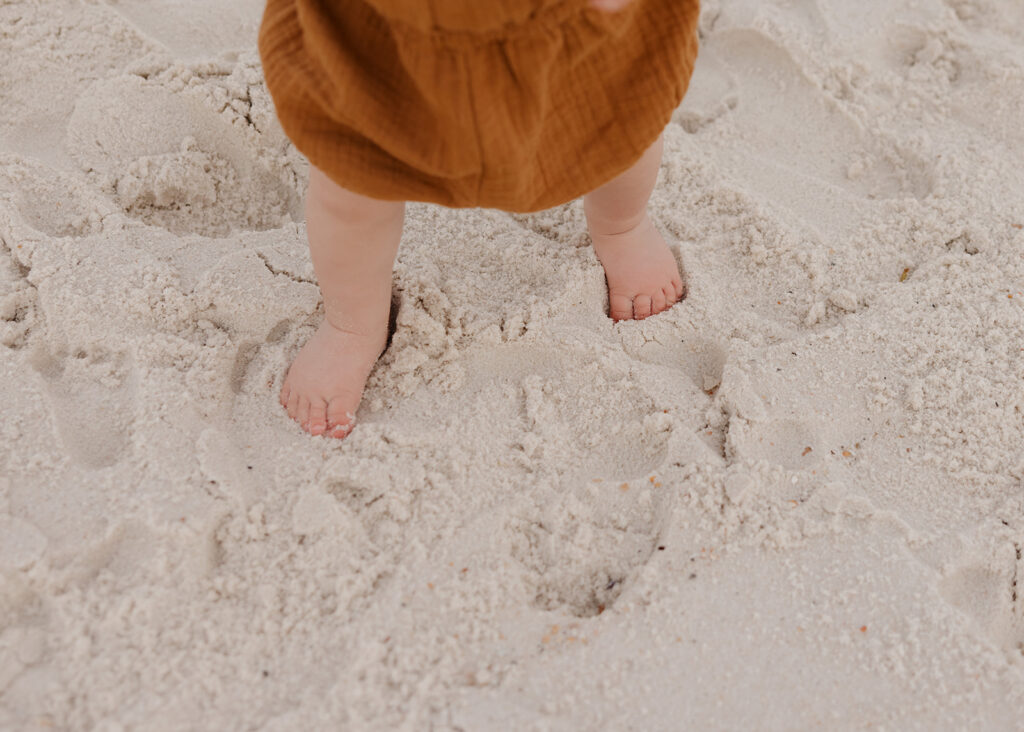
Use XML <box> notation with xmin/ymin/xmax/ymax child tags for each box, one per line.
<box><xmin>651</xmin><ymin>289</ymin><xmax>668</xmax><ymax>314</ymax></box>
<box><xmin>296</xmin><ymin>396</ymin><xmax>311</xmax><ymax>430</ymax></box>
<box><xmin>279</xmin><ymin>384</ymin><xmax>290</xmax><ymax>408</ymax></box>
<box><xmin>308</xmin><ymin>400</ymin><xmax>328</xmax><ymax>436</ymax></box>
<box><xmin>329</xmin><ymin>423</ymin><xmax>353</xmax><ymax>439</ymax></box>
<box><xmin>663</xmin><ymin>285</ymin><xmax>677</xmax><ymax>306</ymax></box>
<box><xmin>673</xmin><ymin>277</ymin><xmax>686</xmax><ymax>300</ymax></box>
<box><xmin>326</xmin><ymin>397</ymin><xmax>357</xmax><ymax>439</ymax></box>
<box><xmin>609</xmin><ymin>293</ymin><xmax>634</xmax><ymax>322</ymax></box>
<box><xmin>286</xmin><ymin>390</ymin><xmax>300</xmax><ymax>419</ymax></box>
<box><xmin>633</xmin><ymin>295</ymin><xmax>653</xmax><ymax>320</ymax></box>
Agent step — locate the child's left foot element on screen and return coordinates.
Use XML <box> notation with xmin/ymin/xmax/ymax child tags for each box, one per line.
<box><xmin>590</xmin><ymin>213</ymin><xmax>685</xmax><ymax>321</ymax></box>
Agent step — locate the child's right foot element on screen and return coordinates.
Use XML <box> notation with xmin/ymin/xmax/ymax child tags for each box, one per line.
<box><xmin>283</xmin><ymin>168</ymin><xmax>404</xmax><ymax>439</ymax></box>
<box><xmin>279</xmin><ymin>321</ymin><xmax>386</xmax><ymax>438</ymax></box>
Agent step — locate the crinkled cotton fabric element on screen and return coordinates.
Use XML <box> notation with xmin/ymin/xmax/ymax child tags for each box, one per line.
<box><xmin>258</xmin><ymin>0</ymin><xmax>700</xmax><ymax>211</ymax></box>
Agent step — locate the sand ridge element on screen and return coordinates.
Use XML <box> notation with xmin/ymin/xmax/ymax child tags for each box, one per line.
<box><xmin>2</xmin><ymin>0</ymin><xmax>1024</xmax><ymax>728</ymax></box>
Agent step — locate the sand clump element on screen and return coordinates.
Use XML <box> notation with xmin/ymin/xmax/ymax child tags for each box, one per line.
<box><xmin>2</xmin><ymin>0</ymin><xmax>1024</xmax><ymax>729</ymax></box>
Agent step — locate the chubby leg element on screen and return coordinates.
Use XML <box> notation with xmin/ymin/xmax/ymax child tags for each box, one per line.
<box><xmin>584</xmin><ymin>135</ymin><xmax>685</xmax><ymax>321</ymax></box>
<box><xmin>279</xmin><ymin>168</ymin><xmax>403</xmax><ymax>438</ymax></box>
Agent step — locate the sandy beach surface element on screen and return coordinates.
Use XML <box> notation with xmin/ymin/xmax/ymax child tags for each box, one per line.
<box><xmin>3</xmin><ymin>0</ymin><xmax>1024</xmax><ymax>728</ymax></box>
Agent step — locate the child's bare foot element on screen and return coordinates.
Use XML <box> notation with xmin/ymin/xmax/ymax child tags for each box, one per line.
<box><xmin>584</xmin><ymin>133</ymin><xmax>684</xmax><ymax>321</ymax></box>
<box><xmin>279</xmin><ymin>322</ymin><xmax>386</xmax><ymax>438</ymax></box>
<box><xmin>590</xmin><ymin>214</ymin><xmax>684</xmax><ymax>321</ymax></box>
<box><xmin>280</xmin><ymin>168</ymin><xmax>403</xmax><ymax>439</ymax></box>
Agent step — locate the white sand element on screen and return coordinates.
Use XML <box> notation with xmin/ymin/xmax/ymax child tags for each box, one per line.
<box><xmin>3</xmin><ymin>0</ymin><xmax>1024</xmax><ymax>728</ymax></box>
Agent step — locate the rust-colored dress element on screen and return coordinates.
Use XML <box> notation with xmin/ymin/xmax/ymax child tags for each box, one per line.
<box><xmin>258</xmin><ymin>0</ymin><xmax>700</xmax><ymax>212</ymax></box>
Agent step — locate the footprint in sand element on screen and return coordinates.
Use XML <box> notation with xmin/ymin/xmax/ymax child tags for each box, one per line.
<box><xmin>65</xmin><ymin>61</ymin><xmax>303</xmax><ymax>238</ymax></box>
<box><xmin>404</xmin><ymin>342</ymin><xmax>683</xmax><ymax>617</ymax></box>
<box><xmin>623</xmin><ymin>334</ymin><xmax>728</xmax><ymax>400</ymax></box>
<box><xmin>937</xmin><ymin>529</ymin><xmax>1024</xmax><ymax>659</ymax></box>
<box><xmin>0</xmin><ymin>158</ymin><xmax>119</xmax><ymax>350</ymax></box>
<box><xmin>713</xmin><ymin>335</ymin><xmax>879</xmax><ymax>475</ymax></box>
<box><xmin>27</xmin><ymin>345</ymin><xmax>134</xmax><ymax>470</ymax></box>
<box><xmin>508</xmin><ymin>478</ymin><xmax>672</xmax><ymax>617</ymax></box>
<box><xmin>0</xmin><ymin>156</ymin><xmax>115</xmax><ymax>240</ymax></box>
<box><xmin>689</xmin><ymin>27</ymin><xmax>935</xmax><ymax>237</ymax></box>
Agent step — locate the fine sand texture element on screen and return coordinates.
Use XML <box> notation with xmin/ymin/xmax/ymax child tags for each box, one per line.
<box><xmin>3</xmin><ymin>0</ymin><xmax>1024</xmax><ymax>729</ymax></box>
